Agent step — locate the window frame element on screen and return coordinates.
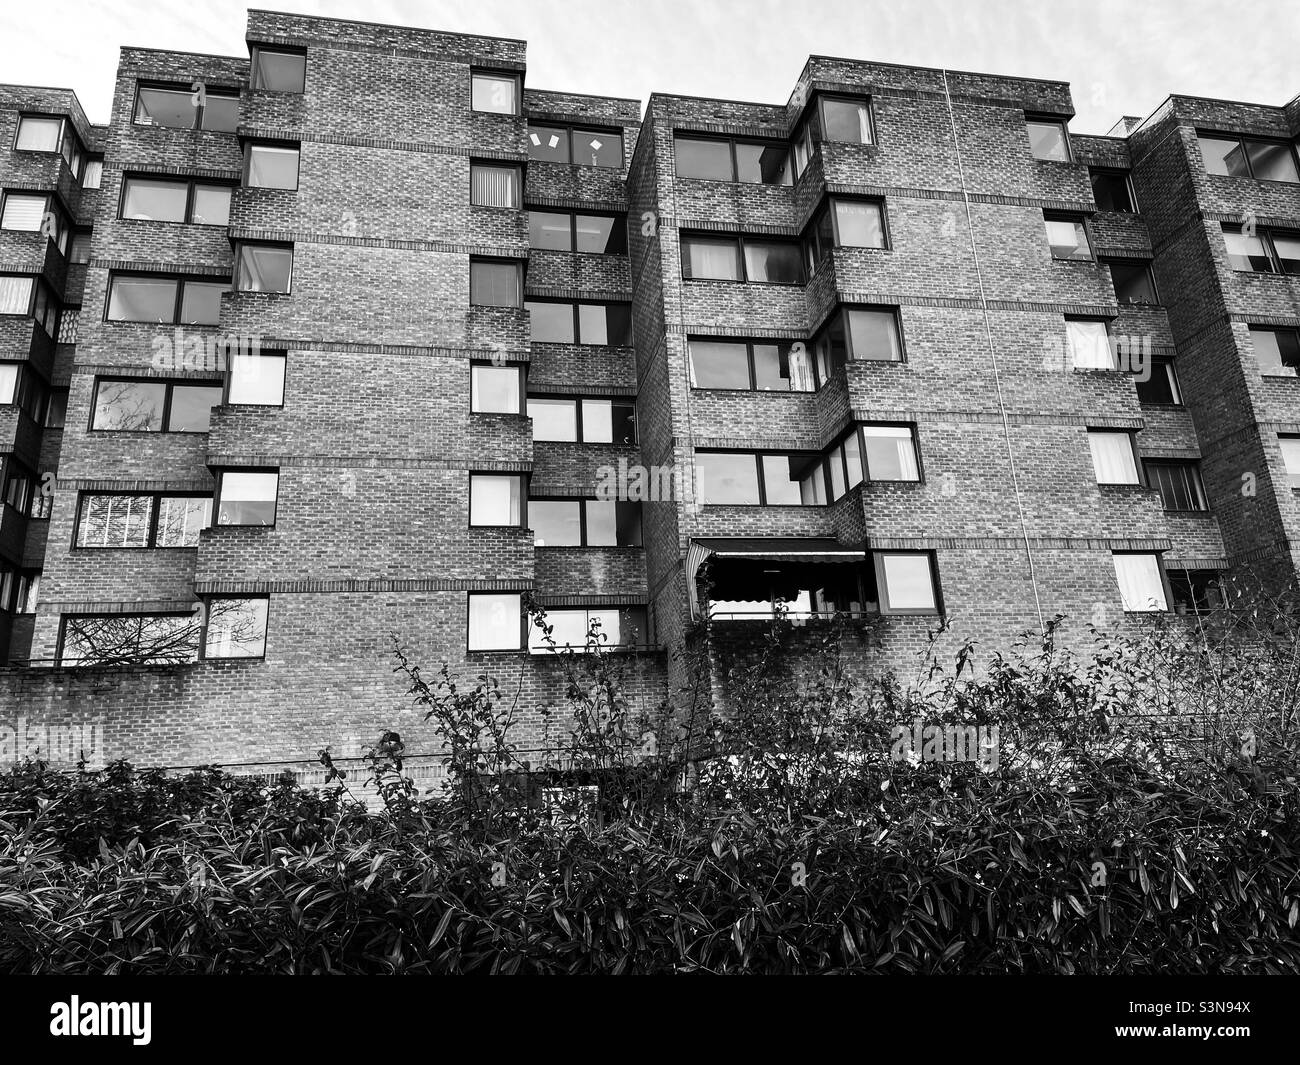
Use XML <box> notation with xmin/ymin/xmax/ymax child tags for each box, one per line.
<box><xmin>1142</xmin><ymin>459</ymin><xmax>1209</xmax><ymax>513</ymax></box>
<box><xmin>686</xmin><ymin>336</ymin><xmax>820</xmax><ymax>392</ymax></box>
<box><xmin>1</xmin><ymin>189</ymin><xmax>72</xmax><ymax>255</ymax></box>
<box><xmin>1103</xmin><ymin>257</ymin><xmax>1159</xmax><ymax>305</ymax></box>
<box><xmin>1167</xmin><ymin>568</ymin><xmax>1224</xmax><ymax>616</ymax></box>
<box><xmin>1222</xmin><ymin>224</ymin><xmax>1300</xmax><ymax>274</ymax></box>
<box><xmin>1134</xmin><ymin>356</ymin><xmax>1183</xmax><ymax>406</ymax></box>
<box><xmin>249</xmin><ymin>45</ymin><xmax>307</xmax><ymax>93</ymax></box>
<box><xmin>132</xmin><ymin>81</ymin><xmax>240</xmax><ymax>134</ymax></box>
<box><xmin>526</xmin><ymin>208</ymin><xmax>628</xmax><ymax>254</ymax></box>
<box><xmin>528</xmin><ymin>605</ymin><xmax>650</xmax><ymax>654</ymax></box>
<box><xmin>804</xmin><ymin>196</ymin><xmax>890</xmax><ymax>271</ymax></box>
<box><xmin>469</xmin><ymin>161</ymin><xmax>522</xmax><ymax>208</ymax></box>
<box><xmin>1089</xmin><ymin>167</ymin><xmax>1137</xmax><ymax>212</ymax></box>
<box><xmin>56</xmin><ymin>611</ymin><xmax>200</xmax><ymax>667</ymax></box>
<box><xmin>73</xmin><ymin>490</ymin><xmax>214</xmax><ymax>549</ymax></box>
<box><xmin>233</xmin><ymin>241</ymin><xmax>294</xmax><ymax>295</ymax></box>
<box><xmin>104</xmin><ymin>272</ymin><xmax>229</xmax><ymax>326</ymax></box>
<box><xmin>529</xmin><ymin>497</ymin><xmax>643</xmax><ymax>548</ymax></box>
<box><xmin>466</xmin><ymin>591</ymin><xmax>525</xmax><ymax>652</ymax></box>
<box><xmin>872</xmin><ymin>550</ymin><xmax>943</xmax><ymax>616</ymax></box>
<box><xmin>524</xmin><ymin>299</ymin><xmax>633</xmax><ymax>346</ymax></box>
<box><xmin>1066</xmin><ymin>316</ymin><xmax>1116</xmax><ymax>371</ymax></box>
<box><xmin>223</xmin><ymin>351</ymin><xmax>287</xmax><ymax>408</ymax></box>
<box><xmin>89</xmin><ymin>376</ymin><xmax>223</xmax><ymax>434</ymax></box>
<box><xmin>1197</xmin><ymin>130</ymin><xmax>1300</xmax><ymax>183</ymax></box>
<box><xmin>1250</xmin><ymin>325</ymin><xmax>1300</xmax><ymax>378</ymax></box>
<box><xmin>672</xmin><ymin>132</ymin><xmax>793</xmax><ymax>186</ymax></box>
<box><xmin>215</xmin><ymin>468</ymin><xmax>280</xmax><ymax>527</ymax></box>
<box><xmin>1112</xmin><ymin>551</ymin><xmax>1170</xmax><ymax>613</ymax></box>
<box><xmin>526</xmin><ymin>395</ymin><xmax>637</xmax><ymax>444</ymax></box>
<box><xmin>118</xmin><ymin>174</ymin><xmax>235</xmax><ymax>226</ymax></box>
<box><xmin>525</xmin><ymin>120</ymin><xmax>624</xmax><ymax>168</ymax></box>
<box><xmin>1025</xmin><ymin>115</ymin><xmax>1073</xmax><ymax>163</ymax></box>
<box><xmin>1087</xmin><ymin>428</ymin><xmax>1142</xmax><ymax>485</ymax></box>
<box><xmin>468</xmin><ymin>472</ymin><xmax>527</xmax><ymax>528</ymax></box>
<box><xmin>1044</xmin><ymin>211</ymin><xmax>1095</xmax><ymax>261</ymax></box>
<box><xmin>469</xmin><ymin>256</ymin><xmax>524</xmax><ymax>308</ymax></box>
<box><xmin>12</xmin><ymin>113</ymin><xmax>67</xmax><ymax>155</ymax></box>
<box><xmin>694</xmin><ymin>449</ymin><xmax>827</xmax><ymax>507</ymax></box>
<box><xmin>470</xmin><ymin>70</ymin><xmax>522</xmax><ymax>116</ymax></box>
<box><xmin>242</xmin><ymin>141</ymin><xmax>301</xmax><ymax>191</ymax></box>
<box><xmin>679</xmin><ymin>231</ymin><xmax>806</xmax><ymax>285</ymax></box>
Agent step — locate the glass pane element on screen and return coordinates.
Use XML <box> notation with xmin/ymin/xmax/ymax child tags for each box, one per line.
<box><xmin>1223</xmin><ymin>229</ymin><xmax>1273</xmax><ymax>271</ymax></box>
<box><xmin>92</xmin><ymin>380</ymin><xmax>165</xmax><ymax>430</ymax></box>
<box><xmin>574</xmin><ymin>214</ymin><xmax>625</xmax><ymax>254</ymax></box>
<box><xmin>531</xmin><ymin>500</ymin><xmax>582</xmax><ymax>546</ymax></box>
<box><xmin>1282</xmin><ymin>438</ymin><xmax>1300</xmax><ymax>486</ymax></box>
<box><xmin>834</xmin><ymin>200</ymin><xmax>885</xmax><ymax>247</ymax></box>
<box><xmin>218</xmin><ymin>471</ymin><xmax>278</xmax><ymax>525</ymax></box>
<box><xmin>107</xmin><ymin>277</ymin><xmax>177</xmax><ymax>322</ymax></box>
<box><xmin>1199</xmin><ymin>135</ymin><xmax>1250</xmax><ymax>177</ymax></box>
<box><xmin>1109</xmin><ymin>261</ymin><xmax>1157</xmax><ymax>304</ymax></box>
<box><xmin>1045</xmin><ymin>217</ymin><xmax>1092</xmax><ymax>260</ymax></box>
<box><xmin>156</xmin><ymin>496</ymin><xmax>212</xmax><ymax>547</ymax></box>
<box><xmin>1027</xmin><ymin>120</ymin><xmax>1070</xmax><ymax>161</ymax></box>
<box><xmin>1090</xmin><ymin>170</ymin><xmax>1133</xmax><ymax>212</ymax></box>
<box><xmin>1113</xmin><ymin>554</ymin><xmax>1167</xmax><ymax>611</ymax></box>
<box><xmin>253</xmin><ymin>50</ymin><xmax>306</xmax><ymax>92</ymax></box>
<box><xmin>846</xmin><ymin>308</ymin><xmax>902</xmax><ymax>361</ymax></box>
<box><xmin>470</xmin><ymin>261</ymin><xmax>520</xmax><ymax>306</ymax></box>
<box><xmin>0</xmin><ymin>275</ymin><xmax>33</xmax><ymax>315</ymax></box>
<box><xmin>525</xmin><ymin>300</ymin><xmax>575</xmax><ymax>343</ymax></box>
<box><xmin>471</xmin><ymin>165</ymin><xmax>519</xmax><ymax>208</ymax></box>
<box><xmin>1067</xmin><ymin>320</ymin><xmax>1113</xmax><ymax>369</ymax></box>
<box><xmin>69</xmin><ymin>232</ymin><xmax>92</xmax><ymax>263</ymax></box>
<box><xmin>572</xmin><ymin>129</ymin><xmax>622</xmax><ymax>168</ymax></box>
<box><xmin>229</xmin><ymin>353</ymin><xmax>286</xmax><ymax>404</ymax></box>
<box><xmin>468</xmin><ymin>593</ymin><xmax>521</xmax><ymax>650</ymax></box>
<box><xmin>533</xmin><ymin>608</ymin><xmax>592</xmax><ymax>652</ymax></box>
<box><xmin>675</xmin><ymin>137</ymin><xmax>733</xmax><ymax>180</ymax></box>
<box><xmin>167</xmin><ymin>385</ymin><xmax>221</xmax><ymax>431</ymax></box>
<box><xmin>880</xmin><ymin>553</ymin><xmax>936</xmax><ymax>611</ymax></box>
<box><xmin>236</xmin><ymin>245</ymin><xmax>292</xmax><ymax>293</ymax></box>
<box><xmin>1088</xmin><ymin>431</ymin><xmax>1139</xmax><ymax>484</ymax></box>
<box><xmin>843</xmin><ymin>432</ymin><xmax>864</xmax><ymax>487</ymax></box>
<box><xmin>577</xmin><ymin>304</ymin><xmax>610</xmax><ymax>345</ymax></box>
<box><xmin>1135</xmin><ymin>360</ymin><xmax>1180</xmax><ymax>404</ymax></box>
<box><xmin>180</xmin><ymin>281</ymin><xmax>226</xmax><ymax>325</ymax></box>
<box><xmin>82</xmin><ymin>159</ymin><xmax>103</xmax><ymax>188</ymax></box>
<box><xmin>734</xmin><ymin>142</ymin><xmax>792</xmax><ymax>185</ymax></box>
<box><xmin>744</xmin><ymin>241</ymin><xmax>803</xmax><ymax>283</ymax></box>
<box><xmin>15</xmin><ymin>116</ymin><xmax>62</xmax><ymax>151</ymax></box>
<box><xmin>1246</xmin><ymin>141</ymin><xmax>1300</xmax><ymax>183</ymax></box>
<box><xmin>689</xmin><ymin>341</ymin><xmax>749</xmax><ymax>388</ymax></box>
<box><xmin>861</xmin><ymin>425</ymin><xmax>919</xmax><ymax>481</ymax></box>
<box><xmin>603</xmin><ymin>304</ymin><xmax>632</xmax><ymax>346</ymax></box>
<box><xmin>77</xmin><ymin>494</ymin><xmax>153</xmax><ymax>547</ymax></box>
<box><xmin>696</xmin><ymin>452</ymin><xmax>760</xmax><ymax>504</ymax></box>
<box><xmin>597</xmin><ymin>500</ymin><xmax>642</xmax><ymax>547</ymax></box>
<box><xmin>1145</xmin><ymin>462</ymin><xmax>1203</xmax><ymax>511</ymax></box>
<box><xmin>821</xmin><ymin>98</ymin><xmax>872</xmax><ymax>144</ymax></box>
<box><xmin>527</xmin><ymin>124</ymin><xmax>569</xmax><ymax>163</ymax></box>
<box><xmin>191</xmin><ymin>185</ymin><xmax>232</xmax><ymax>226</ymax></box>
<box><xmin>205</xmin><ymin>598</ymin><xmax>268</xmax><ymax>658</ymax></box>
<box><xmin>682</xmin><ymin>237</ymin><xmax>743</xmax><ymax>280</ymax></box>
<box><xmin>1</xmin><ymin>194</ymin><xmax>48</xmax><ymax>230</ymax></box>
<box><xmin>471</xmin><ymin>364</ymin><xmax>520</xmax><ymax>412</ymax></box>
<box><xmin>1252</xmin><ymin>328</ymin><xmax>1300</xmax><ymax>377</ymax></box>
<box><xmin>528</xmin><ymin>398</ymin><xmax>579</xmax><ymax>440</ymax></box>
<box><xmin>763</xmin><ymin>454</ymin><xmax>814</xmax><ymax>505</ymax></box>
<box><xmin>469</xmin><ymin>474</ymin><xmax>521</xmax><ymax>525</ymax></box>
<box><xmin>246</xmin><ymin>145</ymin><xmax>299</xmax><ymax>189</ymax></box>
<box><xmin>202</xmin><ymin>95</ymin><xmax>239</xmax><ymax>133</ymax></box>
<box><xmin>471</xmin><ymin>73</ymin><xmax>517</xmax><ymax>114</ymax></box>
<box><xmin>529</xmin><ymin>211</ymin><xmax>571</xmax><ymax>250</ymax></box>
<box><xmin>1273</xmin><ymin>234</ymin><xmax>1300</xmax><ymax>275</ymax></box>
<box><xmin>61</xmin><ymin>614</ymin><xmax>198</xmax><ymax>666</ymax></box>
<box><xmin>134</xmin><ymin>87</ymin><xmax>196</xmax><ymax>129</ymax></box>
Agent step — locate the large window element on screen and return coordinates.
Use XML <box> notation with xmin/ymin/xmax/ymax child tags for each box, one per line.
<box><xmin>91</xmin><ymin>378</ymin><xmax>222</xmax><ymax>432</ymax></box>
<box><xmin>251</xmin><ymin>47</ymin><xmax>306</xmax><ymax>92</ymax></box>
<box><xmin>469</xmin><ymin>258</ymin><xmax>523</xmax><ymax>307</ymax></box>
<box><xmin>471</xmin><ymin>362</ymin><xmax>524</xmax><ymax>414</ymax></box>
<box><xmin>1</xmin><ymin>191</ymin><xmax>70</xmax><ymax>256</ymax></box>
<box><xmin>14</xmin><ymin>115</ymin><xmax>63</xmax><ymax>152</ymax></box>
<box><xmin>688</xmin><ymin>338</ymin><xmax>816</xmax><ymax>392</ymax></box>
<box><xmin>673</xmin><ymin>135</ymin><xmax>792</xmax><ymax>185</ymax></box>
<box><xmin>528</xmin><ymin>210</ymin><xmax>627</xmax><ymax>254</ymax></box>
<box><xmin>469</xmin><ymin>473</ymin><xmax>524</xmax><ymax>526</ymax></box>
<box><xmin>471</xmin><ymin>71</ymin><xmax>520</xmax><ymax>115</ymax></box>
<box><xmin>792</xmin><ymin>95</ymin><xmax>873</xmax><ymax>178</ymax></box>
<box><xmin>527</xmin><ymin>122</ymin><xmax>622</xmax><ymax>167</ymax></box>
<box><xmin>696</xmin><ymin>450</ymin><xmax>832</xmax><ymax>505</ymax></box>
<box><xmin>1045</xmin><ymin>213</ymin><xmax>1093</xmax><ymax>260</ymax></box>
<box><xmin>234</xmin><ymin>244</ymin><xmax>293</xmax><ymax>293</ymax></box>
<box><xmin>470</xmin><ymin>163</ymin><xmax>521</xmax><ymax>208</ymax></box>
<box><xmin>134</xmin><ymin>84</ymin><xmax>239</xmax><ymax>132</ymax></box>
<box><xmin>1088</xmin><ymin>430</ymin><xmax>1140</xmax><ymax>485</ymax></box>
<box><xmin>812</xmin><ymin>306</ymin><xmax>904</xmax><ymax>381</ymax></box>
<box><xmin>59</xmin><ymin>613</ymin><xmax>200</xmax><ymax>666</ymax></box>
<box><xmin>205</xmin><ymin>597</ymin><xmax>269</xmax><ymax>658</ymax></box>
<box><xmin>531</xmin><ymin>499</ymin><xmax>642</xmax><ymax>547</ymax></box>
<box><xmin>681</xmin><ymin>233</ymin><xmax>803</xmax><ymax>284</ymax></box>
<box><xmin>0</xmin><ymin>565</ymin><xmax>39</xmax><ymax>615</ymax></box>
<box><xmin>216</xmin><ymin>470</ymin><xmax>279</xmax><ymax>526</ymax></box>
<box><xmin>1026</xmin><ymin>117</ymin><xmax>1071</xmax><ymax>162</ymax></box>
<box><xmin>244</xmin><ymin>143</ymin><xmax>300</xmax><ymax>190</ymax></box>
<box><xmin>529</xmin><ymin>606</ymin><xmax>648</xmax><ymax>653</ymax></box>
<box><xmin>1113</xmin><ymin>553</ymin><xmax>1167</xmax><ymax>612</ymax></box>
<box><xmin>874</xmin><ymin>551</ymin><xmax>941</xmax><ymax>615</ymax></box>
<box><xmin>528</xmin><ymin>397</ymin><xmax>636</xmax><ymax>443</ymax></box>
<box><xmin>226</xmin><ymin>352</ymin><xmax>287</xmax><ymax>406</ymax></box>
<box><xmin>1090</xmin><ymin>168</ymin><xmax>1135</xmax><ymax>212</ymax></box>
<box><xmin>1168</xmin><ymin>569</ymin><xmax>1223</xmax><ymax>616</ymax></box>
<box><xmin>75</xmin><ymin>493</ymin><xmax>212</xmax><ymax>547</ymax></box>
<box><xmin>1143</xmin><ymin>460</ymin><xmax>1208</xmax><ymax>512</ymax></box>
<box><xmin>1135</xmin><ymin>357</ymin><xmax>1182</xmax><ymax>405</ymax></box>
<box><xmin>467</xmin><ymin>592</ymin><xmax>523</xmax><ymax>651</ymax></box>
<box><xmin>121</xmin><ymin>176</ymin><xmax>232</xmax><ymax>225</ymax></box>
<box><xmin>1198</xmin><ymin>133</ymin><xmax>1300</xmax><ymax>183</ymax></box>
<box><xmin>1223</xmin><ymin>225</ymin><xmax>1300</xmax><ymax>274</ymax></box>
<box><xmin>1105</xmin><ymin>259</ymin><xmax>1158</xmax><ymax>304</ymax></box>
<box><xmin>1067</xmin><ymin>318</ymin><xmax>1113</xmax><ymax>370</ymax></box>
<box><xmin>804</xmin><ymin>198</ymin><xmax>887</xmax><ymax>270</ymax></box>
<box><xmin>106</xmin><ymin>274</ymin><xmax>227</xmax><ymax>326</ymax></box>
<box><xmin>1251</xmin><ymin>326</ymin><xmax>1300</xmax><ymax>377</ymax></box>
<box><xmin>525</xmin><ymin>300</ymin><xmax>632</xmax><ymax>345</ymax></box>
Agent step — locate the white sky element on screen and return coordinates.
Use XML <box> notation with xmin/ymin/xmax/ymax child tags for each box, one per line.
<box><xmin>0</xmin><ymin>0</ymin><xmax>1297</xmax><ymax>133</ymax></box>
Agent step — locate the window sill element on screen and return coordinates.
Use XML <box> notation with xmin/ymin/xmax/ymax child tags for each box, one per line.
<box><xmin>1162</xmin><ymin>509</ymin><xmax>1213</xmax><ymax>517</ymax></box>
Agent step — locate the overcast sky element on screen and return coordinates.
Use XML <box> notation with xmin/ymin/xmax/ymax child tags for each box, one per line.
<box><xmin>1</xmin><ymin>0</ymin><xmax>1296</xmax><ymax>132</ymax></box>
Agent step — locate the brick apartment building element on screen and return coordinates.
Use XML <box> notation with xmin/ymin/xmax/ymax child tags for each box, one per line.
<box><xmin>1</xmin><ymin>9</ymin><xmax>1298</xmax><ymax>775</ymax></box>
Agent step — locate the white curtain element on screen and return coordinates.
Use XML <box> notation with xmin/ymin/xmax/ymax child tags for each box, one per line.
<box><xmin>685</xmin><ymin>239</ymin><xmax>741</xmax><ymax>279</ymax></box>
<box><xmin>1</xmin><ymin>194</ymin><xmax>47</xmax><ymax>231</ymax></box>
<box><xmin>1068</xmin><ymin>320</ymin><xmax>1113</xmax><ymax>369</ymax></box>
<box><xmin>0</xmin><ymin>275</ymin><xmax>32</xmax><ymax>315</ymax></box>
<box><xmin>1088</xmin><ymin>431</ymin><xmax>1138</xmax><ymax>484</ymax></box>
<box><xmin>469</xmin><ymin>593</ymin><xmax>521</xmax><ymax>651</ymax></box>
<box><xmin>471</xmin><ymin>165</ymin><xmax>519</xmax><ymax>208</ymax></box>
<box><xmin>1113</xmin><ymin>554</ymin><xmax>1167</xmax><ymax>612</ymax></box>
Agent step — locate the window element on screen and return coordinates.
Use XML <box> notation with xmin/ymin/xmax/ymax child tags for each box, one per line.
<box><xmin>529</xmin><ymin>606</ymin><xmax>648</xmax><ymax>653</ymax></box>
<box><xmin>82</xmin><ymin>158</ymin><xmax>104</xmax><ymax>189</ymax></box>
<box><xmin>525</xmin><ymin>300</ymin><xmax>632</xmax><ymax>345</ymax></box>
<box><xmin>14</xmin><ymin>115</ymin><xmax>63</xmax><ymax>152</ymax></box>
<box><xmin>0</xmin><ymin>275</ymin><xmax>33</xmax><ymax>316</ymax></box>
<box><xmin>527</xmin><ymin>210</ymin><xmax>627</xmax><ymax>254</ymax></box>
<box><xmin>75</xmin><ymin>492</ymin><xmax>213</xmax><ymax>547</ymax></box>
<box><xmin>1135</xmin><ymin>357</ymin><xmax>1182</xmax><ymax>405</ymax></box>
<box><xmin>204</xmin><ymin>597</ymin><xmax>269</xmax><ymax>658</ymax></box>
<box><xmin>469</xmin><ymin>473</ymin><xmax>523</xmax><ymax>526</ymax></box>
<box><xmin>68</xmin><ymin>230</ymin><xmax>92</xmax><ymax>264</ymax></box>
<box><xmin>0</xmin><ymin>566</ymin><xmax>39</xmax><ymax>615</ymax></box>
<box><xmin>234</xmin><ymin>244</ymin><xmax>293</xmax><ymax>294</ymax></box>
<box><xmin>216</xmin><ymin>470</ymin><xmax>279</xmax><ymax>525</ymax></box>
<box><xmin>528</xmin><ymin>397</ymin><xmax>636</xmax><ymax>443</ymax></box>
<box><xmin>106</xmin><ymin>274</ymin><xmax>227</xmax><ymax>326</ymax></box>
<box><xmin>1090</xmin><ymin>169</ymin><xmax>1135</xmax><ymax>212</ymax></box>
<box><xmin>874</xmin><ymin>552</ymin><xmax>941</xmax><ymax>614</ymax></box>
<box><xmin>526</xmin><ymin>122</ymin><xmax>623</xmax><ymax>168</ymax></box>
<box><xmin>673</xmin><ymin>135</ymin><xmax>792</xmax><ymax>185</ymax></box>
<box><xmin>1143</xmin><ymin>460</ymin><xmax>1207</xmax><ymax>512</ymax></box>
<box><xmin>121</xmin><ymin>177</ymin><xmax>232</xmax><ymax>225</ymax></box>
<box><xmin>2</xmin><ymin>458</ymin><xmax>35</xmax><ymax>515</ymax></box>
<box><xmin>792</xmin><ymin>96</ymin><xmax>873</xmax><ymax>178</ymax></box>
<box><xmin>471</xmin><ymin>362</ymin><xmax>523</xmax><ymax>413</ymax></box>
<box><xmin>58</xmin><ymin>613</ymin><xmax>199</xmax><ymax>666</ymax></box>
<box><xmin>90</xmin><ymin>378</ymin><xmax>222</xmax><ymax>432</ymax></box>
<box><xmin>1027</xmin><ymin>118</ymin><xmax>1071</xmax><ymax>162</ymax></box>
<box><xmin>1223</xmin><ymin>225</ymin><xmax>1300</xmax><ymax>274</ymax></box>
<box><xmin>45</xmin><ymin>388</ymin><xmax>67</xmax><ymax>428</ymax></box>
<box><xmin>1088</xmin><ymin>430</ymin><xmax>1139</xmax><ymax>484</ymax></box>
<box><xmin>1198</xmin><ymin>133</ymin><xmax>1300</xmax><ymax>183</ymax></box>
<box><xmin>696</xmin><ymin>450</ymin><xmax>829</xmax><ymax>505</ymax></box>
<box><xmin>1045</xmin><ymin>213</ymin><xmax>1092</xmax><ymax>260</ymax></box>
<box><xmin>471</xmin><ymin>72</ymin><xmax>519</xmax><ymax>115</ymax></box>
<box><xmin>804</xmin><ymin>198</ymin><xmax>887</xmax><ymax>269</ymax></box>
<box><xmin>688</xmin><ymin>338</ymin><xmax>815</xmax><ymax>392</ymax></box>
<box><xmin>244</xmin><ymin>143</ymin><xmax>300</xmax><ymax>190</ymax></box>
<box><xmin>812</xmin><ymin>306</ymin><xmax>904</xmax><ymax>380</ymax></box>
<box><xmin>1251</xmin><ymin>326</ymin><xmax>1300</xmax><ymax>377</ymax></box>
<box><xmin>469</xmin><ymin>259</ymin><xmax>522</xmax><ymax>307</ymax></box>
<box><xmin>468</xmin><ymin>592</ymin><xmax>523</xmax><ymax>651</ymax></box>
<box><xmin>1279</xmin><ymin>436</ymin><xmax>1300</xmax><ymax>488</ymax></box>
<box><xmin>1</xmin><ymin>192</ymin><xmax>50</xmax><ymax>232</ymax></box>
<box><xmin>680</xmin><ymin>233</ymin><xmax>804</xmax><ymax>284</ymax></box>
<box><xmin>531</xmin><ymin>499</ymin><xmax>642</xmax><ymax>547</ymax></box>
<box><xmin>1106</xmin><ymin>259</ymin><xmax>1158</xmax><ymax>304</ymax></box>
<box><xmin>227</xmin><ymin>352</ymin><xmax>286</xmax><ymax>405</ymax></box>
<box><xmin>133</xmin><ymin>85</ymin><xmax>239</xmax><ymax>132</ymax></box>
<box><xmin>470</xmin><ymin>163</ymin><xmax>520</xmax><ymax>208</ymax></box>
<box><xmin>1113</xmin><ymin>553</ymin><xmax>1167</xmax><ymax>612</ymax></box>
<box><xmin>251</xmin><ymin>47</ymin><xmax>306</xmax><ymax>92</ymax></box>
<box><xmin>1168</xmin><ymin>569</ymin><xmax>1223</xmax><ymax>616</ymax></box>
<box><xmin>858</xmin><ymin>425</ymin><xmax>921</xmax><ymax>482</ymax></box>
<box><xmin>1067</xmin><ymin>318</ymin><xmax>1113</xmax><ymax>370</ymax></box>
<box><xmin>0</xmin><ymin>362</ymin><xmax>48</xmax><ymax>422</ymax></box>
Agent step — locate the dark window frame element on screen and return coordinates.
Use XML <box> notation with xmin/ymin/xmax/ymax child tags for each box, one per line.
<box><xmin>1025</xmin><ymin>114</ymin><xmax>1074</xmax><ymax>163</ymax></box>
<box><xmin>56</xmin><ymin>610</ymin><xmax>198</xmax><ymax>666</ymax></box>
<box><xmin>872</xmin><ymin>549</ymin><xmax>944</xmax><ymax>616</ymax></box>
<box><xmin>1167</xmin><ymin>568</ymin><xmax>1224</xmax><ymax>616</ymax></box>
<box><xmin>694</xmin><ymin>449</ymin><xmax>825</xmax><ymax>507</ymax></box>
<box><xmin>203</xmin><ymin>594</ymin><xmax>271</xmax><ymax>660</ymax></box>
<box><xmin>1044</xmin><ymin>210</ymin><xmax>1095</xmax><ymax>261</ymax></box>
<box><xmin>73</xmin><ymin>489</ymin><xmax>214</xmax><ymax>549</ymax></box>
<box><xmin>526</xmin><ymin>208</ymin><xmax>628</xmax><ymax>254</ymax></box>
<box><xmin>528</xmin><ymin>604</ymin><xmax>651</xmax><ymax>653</ymax></box>
<box><xmin>468</xmin><ymin>471</ymin><xmax>528</xmax><ymax>529</ymax></box>
<box><xmin>465</xmin><ymin>591</ymin><xmax>526</xmax><ymax>653</ymax></box>
<box><xmin>1197</xmin><ymin>129</ymin><xmax>1300</xmax><ymax>183</ymax></box>
<box><xmin>469</xmin><ymin>160</ymin><xmax>522</xmax><ymax>208</ymax></box>
<box><xmin>104</xmin><ymin>272</ymin><xmax>229</xmax><ymax>325</ymax></box>
<box><xmin>470</xmin><ymin>69</ymin><xmax>522</xmax><ymax>116</ymax></box>
<box><xmin>525</xmin><ymin>120</ymin><xmax>624</xmax><ymax>168</ymax></box>
<box><xmin>118</xmin><ymin>174</ymin><xmax>236</xmax><ymax>226</ymax></box>
<box><xmin>1113</xmin><ymin>550</ymin><xmax>1173</xmax><ymax>614</ymax></box>
<box><xmin>470</xmin><ymin>360</ymin><xmax>526</xmax><ymax>415</ymax></box>
<box><xmin>679</xmin><ymin>231</ymin><xmax>806</xmax><ymax>285</ymax></box>
<box><xmin>672</xmin><ymin>132</ymin><xmax>793</xmax><ymax>185</ymax></box>
<box><xmin>242</xmin><ymin>140</ymin><xmax>301</xmax><ymax>191</ymax></box>
<box><xmin>1134</xmin><ymin>356</ymin><xmax>1183</xmax><ymax>406</ymax></box>
<box><xmin>0</xmin><ymin>189</ymin><xmax>72</xmax><ymax>255</ymax></box>
<box><xmin>812</xmin><ymin>304</ymin><xmax>907</xmax><ymax>377</ymax></box>
<box><xmin>0</xmin><ymin>361</ymin><xmax>50</xmax><ymax>423</ymax></box>
<box><xmin>529</xmin><ymin>496</ymin><xmax>643</xmax><ymax>548</ymax></box>
<box><xmin>469</xmin><ymin>256</ymin><xmax>525</xmax><ymax>308</ymax></box>
<box><xmin>524</xmin><ymin>298</ymin><xmax>633</xmax><ymax>346</ymax></box>
<box><xmin>804</xmin><ymin>196</ymin><xmax>890</xmax><ymax>271</ymax></box>
<box><xmin>215</xmin><ymin>467</ymin><xmax>281</xmax><ymax>528</ymax></box>
<box><xmin>1250</xmin><ymin>324</ymin><xmax>1300</xmax><ymax>377</ymax></box>
<box><xmin>1222</xmin><ymin>223</ymin><xmax>1300</xmax><ymax>274</ymax></box>
<box><xmin>1089</xmin><ymin>167</ymin><xmax>1138</xmax><ymax>212</ymax></box>
<box><xmin>249</xmin><ymin>45</ymin><xmax>307</xmax><ymax>93</ymax></box>
<box><xmin>686</xmin><ymin>336</ymin><xmax>821</xmax><ymax>392</ymax></box>
<box><xmin>1142</xmin><ymin>459</ymin><xmax>1209</xmax><ymax>513</ymax></box>
<box><xmin>1102</xmin><ymin>257</ymin><xmax>1160</xmax><ymax>305</ymax></box>
<box><xmin>526</xmin><ymin>394</ymin><xmax>637</xmax><ymax>444</ymax></box>
<box><xmin>1087</xmin><ymin>427</ymin><xmax>1142</xmax><ymax>485</ymax></box>
<box><xmin>232</xmin><ymin>241</ymin><xmax>295</xmax><ymax>295</ymax></box>
<box><xmin>222</xmin><ymin>350</ymin><xmax>288</xmax><ymax>408</ymax></box>
<box><xmin>791</xmin><ymin>93</ymin><xmax>876</xmax><ymax>180</ymax></box>
<box><xmin>89</xmin><ymin>375</ymin><xmax>223</xmax><ymax>434</ymax></box>
<box><xmin>132</xmin><ymin>81</ymin><xmax>241</xmax><ymax>133</ymax></box>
